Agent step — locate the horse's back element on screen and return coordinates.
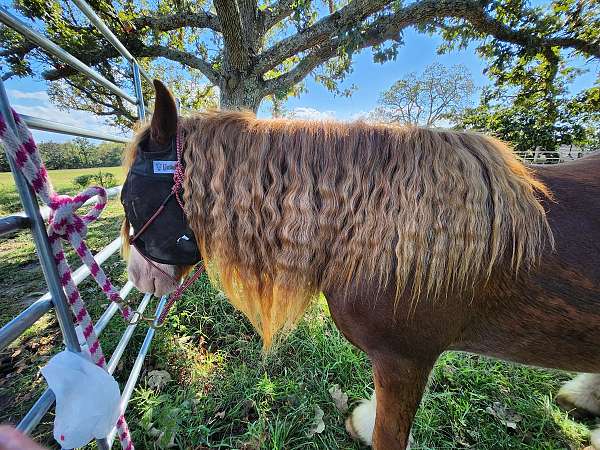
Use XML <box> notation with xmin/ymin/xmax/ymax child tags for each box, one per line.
<box><xmin>327</xmin><ymin>151</ymin><xmax>600</xmax><ymax>373</ymax></box>
<box><xmin>533</xmin><ymin>151</ymin><xmax>600</xmax><ymax>281</ymax></box>
<box><xmin>461</xmin><ymin>152</ymin><xmax>600</xmax><ymax>371</ymax></box>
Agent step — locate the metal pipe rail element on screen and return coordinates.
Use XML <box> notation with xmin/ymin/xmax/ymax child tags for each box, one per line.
<box><xmin>0</xmin><ymin>236</ymin><xmax>123</xmax><ymax>351</ymax></box>
<box><xmin>101</xmin><ymin>296</ymin><xmax>168</xmax><ymax>449</ymax></box>
<box><xmin>0</xmin><ymin>186</ymin><xmax>122</xmax><ymax>236</ymax></box>
<box><xmin>70</xmin><ymin>0</ymin><xmax>153</xmax><ymax>85</ymax></box>
<box><xmin>0</xmin><ymin>215</ymin><xmax>29</xmax><ymax>235</ymax></box>
<box><xmin>17</xmin><ymin>287</ymin><xmax>153</xmax><ymax>435</ymax></box>
<box><xmin>0</xmin><ymin>7</ymin><xmax>137</xmax><ymax>105</ymax></box>
<box><xmin>0</xmin><ymin>1</ymin><xmax>166</xmax><ymax>448</ymax></box>
<box><xmin>0</xmin><ymin>69</ymin><xmax>81</xmax><ymax>356</ymax></box>
<box><xmin>22</xmin><ymin>114</ymin><xmax>130</xmax><ymax>143</ymax></box>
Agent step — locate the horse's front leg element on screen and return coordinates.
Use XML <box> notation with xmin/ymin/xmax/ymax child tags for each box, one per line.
<box><xmin>347</xmin><ymin>355</ymin><xmax>434</xmax><ymax>449</ymax></box>
<box><xmin>372</xmin><ymin>356</ymin><xmax>433</xmax><ymax>449</ymax></box>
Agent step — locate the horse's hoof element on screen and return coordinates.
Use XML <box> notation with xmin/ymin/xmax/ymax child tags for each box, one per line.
<box><xmin>556</xmin><ymin>374</ymin><xmax>600</xmax><ymax>418</ymax></box>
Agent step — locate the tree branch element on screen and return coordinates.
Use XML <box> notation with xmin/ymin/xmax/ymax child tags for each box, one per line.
<box><xmin>42</xmin><ymin>41</ymin><xmax>220</xmax><ymax>86</ymax></box>
<box><xmin>132</xmin><ymin>10</ymin><xmax>221</xmax><ymax>33</ymax></box>
<box><xmin>213</xmin><ymin>0</ymin><xmax>250</xmax><ymax>70</ymax></box>
<box><xmin>144</xmin><ymin>45</ymin><xmax>221</xmax><ymax>85</ymax></box>
<box><xmin>256</xmin><ymin>0</ymin><xmax>393</xmax><ymax>75</ymax></box>
<box><xmin>262</xmin><ymin>41</ymin><xmax>340</xmax><ymax>95</ymax></box>
<box><xmin>461</xmin><ymin>4</ymin><xmax>600</xmax><ymax>59</ymax></box>
<box><xmin>0</xmin><ymin>41</ymin><xmax>35</xmax><ymax>58</ymax></box>
<box><xmin>262</xmin><ymin>0</ymin><xmax>296</xmax><ymax>32</ymax></box>
<box><xmin>261</xmin><ymin>0</ymin><xmax>599</xmax><ymax>93</ymax></box>
<box><xmin>262</xmin><ymin>0</ymin><xmax>469</xmax><ymax>95</ymax></box>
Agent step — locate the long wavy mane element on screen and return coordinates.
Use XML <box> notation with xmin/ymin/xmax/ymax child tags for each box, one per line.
<box><xmin>158</xmin><ymin>111</ymin><xmax>552</xmax><ymax>348</ymax></box>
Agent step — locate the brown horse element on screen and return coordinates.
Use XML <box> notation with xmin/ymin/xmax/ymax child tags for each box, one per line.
<box><xmin>121</xmin><ymin>80</ymin><xmax>600</xmax><ymax>449</ymax></box>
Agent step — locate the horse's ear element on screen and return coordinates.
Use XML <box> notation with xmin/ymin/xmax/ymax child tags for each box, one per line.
<box><xmin>150</xmin><ymin>79</ymin><xmax>177</xmax><ymax>146</ymax></box>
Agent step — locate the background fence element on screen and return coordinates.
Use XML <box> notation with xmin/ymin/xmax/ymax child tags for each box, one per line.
<box><xmin>0</xmin><ymin>3</ymin><xmax>164</xmax><ymax>448</ymax></box>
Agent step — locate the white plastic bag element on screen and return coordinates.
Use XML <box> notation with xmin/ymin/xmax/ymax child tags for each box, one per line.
<box><xmin>41</xmin><ymin>350</ymin><xmax>121</xmax><ymax>448</ymax></box>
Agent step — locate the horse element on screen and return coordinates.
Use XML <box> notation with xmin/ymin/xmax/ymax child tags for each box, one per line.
<box><xmin>120</xmin><ymin>80</ymin><xmax>600</xmax><ymax>449</ymax></box>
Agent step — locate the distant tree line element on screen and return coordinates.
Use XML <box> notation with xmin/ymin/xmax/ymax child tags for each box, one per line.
<box><xmin>0</xmin><ymin>138</ymin><xmax>125</xmax><ymax>172</ymax></box>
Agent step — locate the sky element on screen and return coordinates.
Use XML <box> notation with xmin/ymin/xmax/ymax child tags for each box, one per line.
<box><xmin>3</xmin><ymin>24</ymin><xmax>598</xmax><ymax>143</ymax></box>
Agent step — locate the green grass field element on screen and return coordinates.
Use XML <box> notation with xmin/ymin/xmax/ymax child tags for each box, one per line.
<box><xmin>0</xmin><ymin>167</ymin><xmax>594</xmax><ymax>449</ymax></box>
<box><xmin>0</xmin><ymin>166</ymin><xmax>125</xmax><ymax>215</ymax></box>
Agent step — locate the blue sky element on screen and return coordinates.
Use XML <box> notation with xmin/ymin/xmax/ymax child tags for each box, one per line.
<box><xmin>4</xmin><ymin>25</ymin><xmax>598</xmax><ymax>142</ymax></box>
<box><xmin>257</xmin><ymin>29</ymin><xmax>491</xmax><ymax>120</ymax></box>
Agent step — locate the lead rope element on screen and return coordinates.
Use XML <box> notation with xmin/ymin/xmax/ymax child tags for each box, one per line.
<box><xmin>171</xmin><ymin>125</ymin><xmax>185</xmax><ymax>210</ymax></box>
<box><xmin>0</xmin><ymin>110</ymin><xmax>134</xmax><ymax>450</ymax></box>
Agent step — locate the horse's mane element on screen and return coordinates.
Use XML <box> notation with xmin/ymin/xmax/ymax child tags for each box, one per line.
<box><xmin>125</xmin><ymin>111</ymin><xmax>554</xmax><ymax>348</ymax></box>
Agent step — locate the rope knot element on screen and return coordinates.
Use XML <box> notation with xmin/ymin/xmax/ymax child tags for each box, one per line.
<box><xmin>49</xmin><ymin>186</ymin><xmax>107</xmax><ymax>239</ymax></box>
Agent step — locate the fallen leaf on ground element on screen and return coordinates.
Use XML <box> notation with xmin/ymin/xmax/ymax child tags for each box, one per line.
<box><xmin>308</xmin><ymin>405</ymin><xmax>325</xmax><ymax>437</ymax></box>
<box><xmin>208</xmin><ymin>410</ymin><xmax>226</xmax><ymax>424</ymax></box>
<box><xmin>328</xmin><ymin>384</ymin><xmax>349</xmax><ymax>413</ymax></box>
<box><xmin>147</xmin><ymin>370</ymin><xmax>171</xmax><ymax>390</ymax></box>
<box><xmin>485</xmin><ymin>402</ymin><xmax>522</xmax><ymax>429</ymax></box>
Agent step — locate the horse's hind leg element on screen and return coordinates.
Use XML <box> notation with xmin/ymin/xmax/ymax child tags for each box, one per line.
<box><xmin>556</xmin><ymin>373</ymin><xmax>600</xmax><ymax>418</ymax></box>
<box><xmin>347</xmin><ymin>354</ymin><xmax>433</xmax><ymax>449</ymax></box>
<box><xmin>555</xmin><ymin>374</ymin><xmax>600</xmax><ymax>450</ymax></box>
<box><xmin>346</xmin><ymin>392</ymin><xmax>377</xmax><ymax>445</ymax></box>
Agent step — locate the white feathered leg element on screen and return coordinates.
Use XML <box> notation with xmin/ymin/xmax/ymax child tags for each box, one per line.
<box><xmin>556</xmin><ymin>374</ymin><xmax>600</xmax><ymax>417</ymax></box>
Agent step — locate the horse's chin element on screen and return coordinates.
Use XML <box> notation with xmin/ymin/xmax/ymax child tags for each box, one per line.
<box><xmin>127</xmin><ymin>245</ymin><xmax>181</xmax><ymax>296</ymax></box>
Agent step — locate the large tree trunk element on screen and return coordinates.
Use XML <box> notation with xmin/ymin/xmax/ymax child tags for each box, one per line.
<box><xmin>219</xmin><ymin>75</ymin><xmax>263</xmax><ymax>112</ymax></box>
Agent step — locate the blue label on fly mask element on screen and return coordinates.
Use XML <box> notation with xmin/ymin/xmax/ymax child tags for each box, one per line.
<box><xmin>153</xmin><ymin>161</ymin><xmax>176</xmax><ymax>174</ymax></box>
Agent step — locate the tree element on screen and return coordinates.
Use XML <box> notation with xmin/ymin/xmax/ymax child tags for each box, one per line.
<box><xmin>371</xmin><ymin>63</ymin><xmax>475</xmax><ymax>126</ymax></box>
<box><xmin>96</xmin><ymin>141</ymin><xmax>125</xmax><ymax>166</ymax></box>
<box><xmin>1</xmin><ymin>0</ymin><xmax>599</xmax><ymax>124</ymax></box>
<box><xmin>457</xmin><ymin>82</ymin><xmax>600</xmax><ymax>161</ymax></box>
<box><xmin>0</xmin><ymin>139</ymin><xmax>125</xmax><ymax>171</ymax></box>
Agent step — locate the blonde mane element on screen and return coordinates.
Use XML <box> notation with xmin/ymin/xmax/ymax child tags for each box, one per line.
<box><xmin>125</xmin><ymin>111</ymin><xmax>553</xmax><ymax>348</ymax></box>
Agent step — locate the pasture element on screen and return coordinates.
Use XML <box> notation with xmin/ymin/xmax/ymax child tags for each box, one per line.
<box><xmin>0</xmin><ymin>167</ymin><xmax>593</xmax><ymax>449</ymax></box>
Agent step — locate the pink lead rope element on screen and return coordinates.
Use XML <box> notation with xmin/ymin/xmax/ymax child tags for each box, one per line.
<box><xmin>0</xmin><ymin>109</ymin><xmax>135</xmax><ymax>450</ymax></box>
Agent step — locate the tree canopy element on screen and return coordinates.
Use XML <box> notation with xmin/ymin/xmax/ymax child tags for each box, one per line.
<box><xmin>1</xmin><ymin>0</ymin><xmax>598</xmax><ymax>126</ymax></box>
<box><xmin>457</xmin><ymin>78</ymin><xmax>600</xmax><ymax>160</ymax></box>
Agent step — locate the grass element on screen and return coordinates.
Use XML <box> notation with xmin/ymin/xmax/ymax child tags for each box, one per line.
<box><xmin>0</xmin><ymin>166</ymin><xmax>125</xmax><ymax>215</ymax></box>
<box><xmin>0</xmin><ymin>167</ymin><xmax>595</xmax><ymax>449</ymax></box>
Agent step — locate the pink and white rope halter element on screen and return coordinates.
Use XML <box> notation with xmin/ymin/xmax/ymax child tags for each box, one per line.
<box><xmin>0</xmin><ymin>109</ymin><xmax>135</xmax><ymax>450</ymax></box>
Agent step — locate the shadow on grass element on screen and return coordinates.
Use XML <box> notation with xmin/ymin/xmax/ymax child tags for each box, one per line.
<box><xmin>121</xmin><ymin>276</ymin><xmax>593</xmax><ymax>450</ymax></box>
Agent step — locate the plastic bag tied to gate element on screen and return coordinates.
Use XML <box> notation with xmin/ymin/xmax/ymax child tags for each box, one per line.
<box><xmin>41</xmin><ymin>350</ymin><xmax>121</xmax><ymax>448</ymax></box>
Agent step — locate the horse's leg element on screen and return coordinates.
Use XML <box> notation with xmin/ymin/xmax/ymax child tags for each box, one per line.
<box><xmin>348</xmin><ymin>355</ymin><xmax>433</xmax><ymax>449</ymax></box>
<box><xmin>556</xmin><ymin>373</ymin><xmax>600</xmax><ymax>418</ymax></box>
<box><xmin>325</xmin><ymin>284</ymin><xmax>447</xmax><ymax>448</ymax></box>
<box><xmin>346</xmin><ymin>391</ymin><xmax>417</xmax><ymax>449</ymax></box>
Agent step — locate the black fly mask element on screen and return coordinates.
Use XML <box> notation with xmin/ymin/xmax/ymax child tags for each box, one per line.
<box><xmin>121</xmin><ymin>134</ymin><xmax>201</xmax><ymax>266</ymax></box>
